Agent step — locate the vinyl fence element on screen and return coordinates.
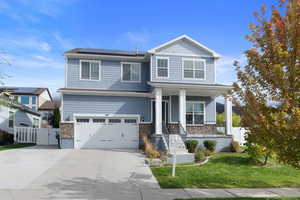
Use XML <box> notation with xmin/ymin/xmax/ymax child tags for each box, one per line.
<box><xmin>217</xmin><ymin>127</ymin><xmax>247</xmax><ymax>145</ymax></box>
<box><xmin>14</xmin><ymin>127</ymin><xmax>59</xmax><ymax>145</ymax></box>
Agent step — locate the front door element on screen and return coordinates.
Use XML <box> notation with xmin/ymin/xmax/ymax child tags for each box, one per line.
<box><xmin>152</xmin><ymin>101</ymin><xmax>169</xmax><ymax>124</ymax></box>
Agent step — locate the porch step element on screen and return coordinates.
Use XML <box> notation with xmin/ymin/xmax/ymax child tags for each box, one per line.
<box><xmin>167</xmin><ymin>153</ymin><xmax>195</xmax><ymax>164</ymax></box>
<box><xmin>168</xmin><ymin>134</ymin><xmax>188</xmax><ymax>154</ymax></box>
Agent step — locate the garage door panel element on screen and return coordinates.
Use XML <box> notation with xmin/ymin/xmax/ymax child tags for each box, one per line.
<box><xmin>75</xmin><ymin>117</ymin><xmax>139</xmax><ymax>149</ymax></box>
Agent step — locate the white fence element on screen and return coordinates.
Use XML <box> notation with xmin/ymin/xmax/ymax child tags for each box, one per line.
<box><xmin>216</xmin><ymin>127</ymin><xmax>247</xmax><ymax>145</ymax></box>
<box><xmin>14</xmin><ymin>127</ymin><xmax>59</xmax><ymax>145</ymax></box>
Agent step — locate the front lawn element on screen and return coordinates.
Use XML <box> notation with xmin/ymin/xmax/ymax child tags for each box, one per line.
<box><xmin>176</xmin><ymin>198</ymin><xmax>300</xmax><ymax>200</ymax></box>
<box><xmin>151</xmin><ymin>153</ymin><xmax>300</xmax><ymax>188</ymax></box>
<box><xmin>0</xmin><ymin>143</ymin><xmax>35</xmax><ymax>151</ymax></box>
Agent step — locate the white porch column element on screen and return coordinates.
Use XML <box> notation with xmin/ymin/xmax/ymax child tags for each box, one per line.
<box><xmin>179</xmin><ymin>89</ymin><xmax>186</xmax><ymax>133</ymax></box>
<box><xmin>225</xmin><ymin>96</ymin><xmax>233</xmax><ymax>135</ymax></box>
<box><xmin>155</xmin><ymin>88</ymin><xmax>162</xmax><ymax>135</ymax></box>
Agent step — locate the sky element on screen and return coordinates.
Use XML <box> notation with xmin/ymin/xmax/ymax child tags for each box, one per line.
<box><xmin>0</xmin><ymin>0</ymin><xmax>278</xmax><ymax>97</ymax></box>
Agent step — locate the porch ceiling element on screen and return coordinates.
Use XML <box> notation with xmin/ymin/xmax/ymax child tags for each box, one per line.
<box><xmin>148</xmin><ymin>82</ymin><xmax>233</xmax><ymax>97</ymax></box>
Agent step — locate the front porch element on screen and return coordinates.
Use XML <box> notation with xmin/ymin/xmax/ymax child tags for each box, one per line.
<box><xmin>148</xmin><ymin>82</ymin><xmax>233</xmax><ymax>136</ymax></box>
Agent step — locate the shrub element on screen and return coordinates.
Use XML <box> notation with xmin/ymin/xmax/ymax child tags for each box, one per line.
<box><xmin>194</xmin><ymin>151</ymin><xmax>205</xmax><ymax>162</ymax></box>
<box><xmin>203</xmin><ymin>140</ymin><xmax>217</xmax><ymax>152</ymax></box>
<box><xmin>185</xmin><ymin>140</ymin><xmax>198</xmax><ymax>153</ymax></box>
<box><xmin>231</xmin><ymin>141</ymin><xmax>241</xmax><ymax>153</ymax></box>
<box><xmin>142</xmin><ymin>135</ymin><xmax>160</xmax><ymax>159</ymax></box>
<box><xmin>203</xmin><ymin>150</ymin><xmax>214</xmax><ymax>157</ymax></box>
<box><xmin>0</xmin><ymin>132</ymin><xmax>14</xmax><ymax>145</ymax></box>
<box><xmin>246</xmin><ymin>141</ymin><xmax>273</xmax><ymax>165</ymax></box>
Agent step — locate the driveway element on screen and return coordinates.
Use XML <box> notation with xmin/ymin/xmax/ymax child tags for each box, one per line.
<box><xmin>0</xmin><ymin>146</ymin><xmax>160</xmax><ymax>200</ymax></box>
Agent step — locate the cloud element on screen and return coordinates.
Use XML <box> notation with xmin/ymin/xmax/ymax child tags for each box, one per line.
<box><xmin>2</xmin><ymin>54</ymin><xmax>64</xmax><ymax>69</ymax></box>
<box><xmin>0</xmin><ymin>37</ymin><xmax>52</xmax><ymax>52</ymax></box>
<box><xmin>124</xmin><ymin>31</ymin><xmax>150</xmax><ymax>44</ymax></box>
<box><xmin>53</xmin><ymin>32</ymin><xmax>74</xmax><ymax>50</ymax></box>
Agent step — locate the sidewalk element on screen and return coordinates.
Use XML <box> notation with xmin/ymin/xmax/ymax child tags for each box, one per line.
<box><xmin>140</xmin><ymin>187</ymin><xmax>300</xmax><ymax>200</ymax></box>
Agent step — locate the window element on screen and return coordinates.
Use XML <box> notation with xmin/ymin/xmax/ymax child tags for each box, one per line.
<box><xmin>32</xmin><ymin>96</ymin><xmax>37</xmax><ymax>104</ymax></box>
<box><xmin>156</xmin><ymin>57</ymin><xmax>169</xmax><ymax>78</ymax></box>
<box><xmin>33</xmin><ymin>118</ymin><xmax>39</xmax><ymax>128</ymax></box>
<box><xmin>121</xmin><ymin>62</ymin><xmax>141</xmax><ymax>82</ymax></box>
<box><xmin>76</xmin><ymin>118</ymin><xmax>89</xmax><ymax>123</ymax></box>
<box><xmin>32</xmin><ymin>106</ymin><xmax>37</xmax><ymax>111</ymax></box>
<box><xmin>80</xmin><ymin>60</ymin><xmax>100</xmax><ymax>80</ymax></box>
<box><xmin>93</xmin><ymin>118</ymin><xmax>106</xmax><ymax>124</ymax></box>
<box><xmin>108</xmin><ymin>119</ymin><xmax>121</xmax><ymax>123</ymax></box>
<box><xmin>183</xmin><ymin>58</ymin><xmax>205</xmax><ymax>79</ymax></box>
<box><xmin>21</xmin><ymin>96</ymin><xmax>30</xmax><ymax>104</ymax></box>
<box><xmin>186</xmin><ymin>102</ymin><xmax>205</xmax><ymax>125</ymax></box>
<box><xmin>8</xmin><ymin>111</ymin><xmax>14</xmax><ymax>128</ymax></box>
<box><xmin>124</xmin><ymin>119</ymin><xmax>137</xmax><ymax>124</ymax></box>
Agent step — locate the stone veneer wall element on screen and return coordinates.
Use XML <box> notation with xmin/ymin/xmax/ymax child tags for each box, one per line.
<box><xmin>187</xmin><ymin>124</ymin><xmax>217</xmax><ymax>135</ymax></box>
<box><xmin>60</xmin><ymin>122</ymin><xmax>74</xmax><ymax>138</ymax></box>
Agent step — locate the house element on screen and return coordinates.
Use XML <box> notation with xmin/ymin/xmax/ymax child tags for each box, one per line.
<box><xmin>59</xmin><ymin>35</ymin><xmax>233</xmax><ymax>151</ymax></box>
<box><xmin>0</xmin><ymin>87</ymin><xmax>55</xmax><ymax>127</ymax></box>
<box><xmin>0</xmin><ymin>94</ymin><xmax>41</xmax><ymax>135</ymax></box>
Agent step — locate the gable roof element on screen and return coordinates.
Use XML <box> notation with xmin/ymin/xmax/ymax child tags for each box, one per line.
<box><xmin>0</xmin><ymin>87</ymin><xmax>52</xmax><ymax>100</ymax></box>
<box><xmin>148</xmin><ymin>34</ymin><xmax>221</xmax><ymax>58</ymax></box>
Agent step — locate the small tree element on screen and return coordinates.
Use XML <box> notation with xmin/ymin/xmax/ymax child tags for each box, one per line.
<box><xmin>233</xmin><ymin>0</ymin><xmax>300</xmax><ymax>168</ymax></box>
<box><xmin>52</xmin><ymin>107</ymin><xmax>60</xmax><ymax>128</ymax></box>
<box><xmin>216</xmin><ymin>113</ymin><xmax>241</xmax><ymax>127</ymax></box>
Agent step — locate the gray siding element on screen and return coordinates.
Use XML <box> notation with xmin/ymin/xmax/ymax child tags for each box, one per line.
<box><xmin>67</xmin><ymin>58</ymin><xmax>150</xmax><ymax>91</ymax></box>
<box><xmin>151</xmin><ymin>55</ymin><xmax>215</xmax><ymax>84</ymax></box>
<box><xmin>63</xmin><ymin>95</ymin><xmax>151</xmax><ymax>122</ymax></box>
<box><xmin>156</xmin><ymin>39</ymin><xmax>214</xmax><ymax>56</ymax></box>
<box><xmin>170</xmin><ymin>96</ymin><xmax>216</xmax><ymax>123</ymax></box>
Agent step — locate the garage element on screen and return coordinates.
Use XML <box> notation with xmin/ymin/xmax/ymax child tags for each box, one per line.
<box><xmin>74</xmin><ymin>115</ymin><xmax>139</xmax><ymax>149</ymax></box>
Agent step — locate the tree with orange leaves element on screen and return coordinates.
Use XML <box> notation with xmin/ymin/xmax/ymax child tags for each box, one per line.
<box><xmin>233</xmin><ymin>0</ymin><xmax>300</xmax><ymax>168</ymax></box>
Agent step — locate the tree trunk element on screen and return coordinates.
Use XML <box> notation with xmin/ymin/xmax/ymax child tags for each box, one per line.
<box><xmin>263</xmin><ymin>152</ymin><xmax>271</xmax><ymax>165</ymax></box>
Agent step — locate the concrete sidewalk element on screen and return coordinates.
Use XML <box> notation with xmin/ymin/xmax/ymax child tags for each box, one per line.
<box><xmin>1</xmin><ymin>187</ymin><xmax>300</xmax><ymax>200</ymax></box>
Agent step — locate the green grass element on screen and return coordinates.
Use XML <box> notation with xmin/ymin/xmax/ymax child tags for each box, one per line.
<box><xmin>175</xmin><ymin>198</ymin><xmax>300</xmax><ymax>200</ymax></box>
<box><xmin>151</xmin><ymin>153</ymin><xmax>300</xmax><ymax>188</ymax></box>
<box><xmin>0</xmin><ymin>143</ymin><xmax>35</xmax><ymax>151</ymax></box>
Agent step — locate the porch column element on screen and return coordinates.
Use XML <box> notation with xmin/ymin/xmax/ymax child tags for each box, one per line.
<box><xmin>179</xmin><ymin>89</ymin><xmax>186</xmax><ymax>133</ymax></box>
<box><xmin>155</xmin><ymin>88</ymin><xmax>162</xmax><ymax>135</ymax></box>
<box><xmin>225</xmin><ymin>96</ymin><xmax>232</xmax><ymax>135</ymax></box>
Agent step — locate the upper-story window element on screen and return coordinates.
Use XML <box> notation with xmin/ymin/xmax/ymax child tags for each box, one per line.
<box><xmin>80</xmin><ymin>60</ymin><xmax>101</xmax><ymax>81</ymax></box>
<box><xmin>156</xmin><ymin>57</ymin><xmax>169</xmax><ymax>78</ymax></box>
<box><xmin>183</xmin><ymin>58</ymin><xmax>206</xmax><ymax>80</ymax></box>
<box><xmin>20</xmin><ymin>96</ymin><xmax>37</xmax><ymax>111</ymax></box>
<box><xmin>121</xmin><ymin>62</ymin><xmax>141</xmax><ymax>82</ymax></box>
<box><xmin>21</xmin><ymin>96</ymin><xmax>30</xmax><ymax>104</ymax></box>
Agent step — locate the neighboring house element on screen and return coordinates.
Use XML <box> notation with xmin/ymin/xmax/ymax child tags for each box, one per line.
<box><xmin>59</xmin><ymin>35</ymin><xmax>233</xmax><ymax>151</ymax></box>
<box><xmin>0</xmin><ymin>87</ymin><xmax>55</xmax><ymax>127</ymax></box>
<box><xmin>0</xmin><ymin>94</ymin><xmax>40</xmax><ymax>134</ymax></box>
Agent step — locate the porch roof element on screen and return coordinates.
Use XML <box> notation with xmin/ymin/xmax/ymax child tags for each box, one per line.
<box><xmin>148</xmin><ymin>82</ymin><xmax>233</xmax><ymax>97</ymax></box>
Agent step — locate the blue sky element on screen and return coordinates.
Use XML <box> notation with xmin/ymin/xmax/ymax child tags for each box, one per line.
<box><xmin>0</xmin><ymin>0</ymin><xmax>277</xmax><ymax>96</ymax></box>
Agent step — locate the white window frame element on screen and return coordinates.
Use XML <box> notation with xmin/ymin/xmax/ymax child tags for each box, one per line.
<box><xmin>79</xmin><ymin>60</ymin><xmax>101</xmax><ymax>81</ymax></box>
<box><xmin>182</xmin><ymin>58</ymin><xmax>206</xmax><ymax>80</ymax></box>
<box><xmin>8</xmin><ymin>110</ymin><xmax>15</xmax><ymax>128</ymax></box>
<box><xmin>33</xmin><ymin>117</ymin><xmax>40</xmax><ymax>128</ymax></box>
<box><xmin>186</xmin><ymin>101</ymin><xmax>206</xmax><ymax>125</ymax></box>
<box><xmin>121</xmin><ymin>62</ymin><xmax>141</xmax><ymax>83</ymax></box>
<box><xmin>156</xmin><ymin>56</ymin><xmax>169</xmax><ymax>78</ymax></box>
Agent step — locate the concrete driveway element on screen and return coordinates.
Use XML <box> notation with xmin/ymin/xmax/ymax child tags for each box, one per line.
<box><xmin>0</xmin><ymin>146</ymin><xmax>160</xmax><ymax>200</ymax></box>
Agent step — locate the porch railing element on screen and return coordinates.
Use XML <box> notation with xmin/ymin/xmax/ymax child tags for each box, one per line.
<box><xmin>161</xmin><ymin>122</ymin><xmax>170</xmax><ymax>152</ymax></box>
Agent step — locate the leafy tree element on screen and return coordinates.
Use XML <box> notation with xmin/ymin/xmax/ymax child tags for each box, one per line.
<box><xmin>233</xmin><ymin>0</ymin><xmax>300</xmax><ymax>168</ymax></box>
<box><xmin>216</xmin><ymin>113</ymin><xmax>241</xmax><ymax>127</ymax></box>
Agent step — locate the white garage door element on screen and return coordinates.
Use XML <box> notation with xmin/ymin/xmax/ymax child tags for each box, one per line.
<box><xmin>74</xmin><ymin>116</ymin><xmax>139</xmax><ymax>149</ymax></box>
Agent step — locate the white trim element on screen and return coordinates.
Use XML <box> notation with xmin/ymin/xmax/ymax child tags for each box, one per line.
<box><xmin>120</xmin><ymin>62</ymin><xmax>141</xmax><ymax>83</ymax></box>
<box><xmin>79</xmin><ymin>59</ymin><xmax>101</xmax><ymax>81</ymax></box>
<box><xmin>65</xmin><ymin>57</ymin><xmax>68</xmax><ymax>87</ymax></box>
<box><xmin>61</xmin><ymin>94</ymin><xmax>64</xmax><ymax>121</ymax></box>
<box><xmin>186</xmin><ymin>101</ymin><xmax>206</xmax><ymax>125</ymax></box>
<box><xmin>148</xmin><ymin>34</ymin><xmax>221</xmax><ymax>58</ymax></box>
<box><xmin>182</xmin><ymin>58</ymin><xmax>206</xmax><ymax>80</ymax></box>
<box><xmin>214</xmin><ymin>59</ymin><xmax>216</xmax><ymax>83</ymax></box>
<box><xmin>150</xmin><ymin>55</ymin><xmax>153</xmax><ymax>82</ymax></box>
<box><xmin>156</xmin><ymin>56</ymin><xmax>169</xmax><ymax>78</ymax></box>
<box><xmin>147</xmin><ymin>82</ymin><xmax>233</xmax><ymax>90</ymax></box>
<box><xmin>73</xmin><ymin>113</ymin><xmax>140</xmax><ymax>123</ymax></box>
<box><xmin>59</xmin><ymin>89</ymin><xmax>151</xmax><ymax>97</ymax></box>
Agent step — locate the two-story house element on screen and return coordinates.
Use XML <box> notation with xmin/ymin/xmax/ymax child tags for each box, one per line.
<box><xmin>59</xmin><ymin>35</ymin><xmax>233</xmax><ymax>151</ymax></box>
<box><xmin>0</xmin><ymin>87</ymin><xmax>55</xmax><ymax>127</ymax></box>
